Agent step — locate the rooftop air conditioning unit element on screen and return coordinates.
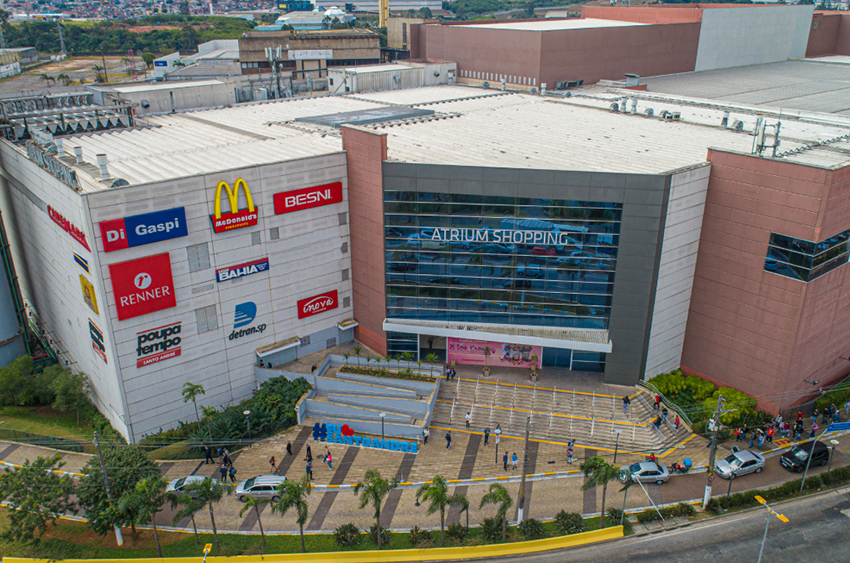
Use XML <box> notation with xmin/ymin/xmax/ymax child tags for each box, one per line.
<box><xmin>644</xmin><ymin>108</ymin><xmax>654</xmax><ymax>117</ymax></box>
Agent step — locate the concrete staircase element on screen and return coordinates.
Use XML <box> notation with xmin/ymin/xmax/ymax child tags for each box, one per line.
<box><xmin>431</xmin><ymin>378</ymin><xmax>685</xmax><ymax>454</ymax></box>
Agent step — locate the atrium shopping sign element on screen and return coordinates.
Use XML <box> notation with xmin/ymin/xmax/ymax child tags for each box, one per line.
<box><xmin>210</xmin><ymin>178</ymin><xmax>259</xmax><ymax>233</ymax></box>
<box><xmin>312</xmin><ymin>422</ymin><xmax>418</xmax><ymax>453</ymax></box>
<box><xmin>430</xmin><ymin>227</ymin><xmax>582</xmax><ymax>246</ymax></box>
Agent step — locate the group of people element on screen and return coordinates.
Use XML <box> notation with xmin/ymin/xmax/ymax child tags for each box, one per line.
<box><xmin>304</xmin><ymin>444</ymin><xmax>334</xmax><ymax>480</ymax></box>
<box><xmin>445</xmin><ymin>366</ymin><xmax>457</xmax><ymax>381</ymax></box>
<box><xmin>214</xmin><ymin>447</ymin><xmax>238</xmax><ymax>483</ymax></box>
<box><xmin>733</xmin><ymin>404</ymin><xmax>849</xmax><ymax>450</ymax></box>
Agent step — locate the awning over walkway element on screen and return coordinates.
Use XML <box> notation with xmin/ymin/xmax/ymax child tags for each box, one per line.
<box><xmin>382</xmin><ymin>319</ymin><xmax>612</xmax><ymax>353</ymax></box>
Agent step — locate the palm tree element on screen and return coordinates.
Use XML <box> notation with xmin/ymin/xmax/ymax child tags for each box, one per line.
<box><xmin>184</xmin><ymin>477</ymin><xmax>231</xmax><ymax>551</ymax></box>
<box><xmin>479</xmin><ymin>483</ymin><xmax>513</xmax><ymax>541</ymax></box>
<box><xmin>57</xmin><ymin>73</ymin><xmax>71</xmax><ymax>86</ymax></box>
<box><xmin>117</xmin><ymin>476</ymin><xmax>167</xmax><ymax>557</ymax></box>
<box><xmin>271</xmin><ymin>475</ymin><xmax>312</xmax><ymax>552</ymax></box>
<box><xmin>402</xmin><ymin>351</ymin><xmax>415</xmax><ymax>372</ymax></box>
<box><xmin>455</xmin><ymin>494</ymin><xmax>470</xmax><ymax>531</ymax></box>
<box><xmin>353</xmin><ymin>345</ymin><xmax>362</xmax><ymax>368</ymax></box>
<box><xmin>353</xmin><ymin>469</ymin><xmax>399</xmax><ymax>550</ymax></box>
<box><xmin>425</xmin><ymin>353</ymin><xmax>439</xmax><ymax>377</ymax></box>
<box><xmin>182</xmin><ymin>382</ymin><xmax>212</xmax><ymax>442</ymax></box>
<box><xmin>580</xmin><ymin>456</ymin><xmax>620</xmax><ymax>530</ymax></box>
<box><xmin>239</xmin><ymin>496</ymin><xmax>270</xmax><ymax>545</ymax></box>
<box><xmin>92</xmin><ymin>65</ymin><xmax>105</xmax><ymax>83</ymax></box>
<box><xmin>415</xmin><ymin>475</ymin><xmax>468</xmax><ymax>546</ymax></box>
<box><xmin>365</xmin><ymin>356</ymin><xmax>372</xmax><ymax>372</ymax></box>
<box><xmin>343</xmin><ymin>353</ymin><xmax>350</xmax><ymax>369</ymax></box>
<box><xmin>39</xmin><ymin>73</ymin><xmax>55</xmax><ymax>86</ymax></box>
<box><xmin>166</xmin><ymin>491</ymin><xmax>204</xmax><ymax>545</ymax></box>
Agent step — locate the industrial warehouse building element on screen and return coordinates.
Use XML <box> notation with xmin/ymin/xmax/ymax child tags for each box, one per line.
<box><xmin>2</xmin><ymin>70</ymin><xmax>850</xmax><ymax>439</ymax></box>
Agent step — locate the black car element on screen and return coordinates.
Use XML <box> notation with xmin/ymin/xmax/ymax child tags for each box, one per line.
<box><xmin>780</xmin><ymin>440</ymin><xmax>830</xmax><ymax>472</ymax></box>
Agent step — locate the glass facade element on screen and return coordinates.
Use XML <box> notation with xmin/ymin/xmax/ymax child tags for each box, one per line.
<box><xmin>765</xmin><ymin>230</ymin><xmax>850</xmax><ymax>282</ymax></box>
<box><xmin>384</xmin><ymin>192</ymin><xmax>623</xmax><ymax>373</ymax></box>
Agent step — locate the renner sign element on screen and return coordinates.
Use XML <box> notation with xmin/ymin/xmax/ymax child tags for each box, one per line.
<box><xmin>108</xmin><ymin>253</ymin><xmax>177</xmax><ymax>321</ymax></box>
<box><xmin>273</xmin><ymin>182</ymin><xmax>343</xmax><ymax>215</ymax></box>
<box><xmin>297</xmin><ymin>290</ymin><xmax>338</xmax><ymax>319</ymax></box>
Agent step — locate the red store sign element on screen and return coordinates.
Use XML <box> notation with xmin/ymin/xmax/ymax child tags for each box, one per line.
<box><xmin>109</xmin><ymin>253</ymin><xmax>177</xmax><ymax>321</ymax></box>
<box><xmin>297</xmin><ymin>290</ymin><xmax>338</xmax><ymax>319</ymax></box>
<box><xmin>48</xmin><ymin>206</ymin><xmax>90</xmax><ymax>251</ymax></box>
<box><xmin>274</xmin><ymin>182</ymin><xmax>343</xmax><ymax>215</ymax></box>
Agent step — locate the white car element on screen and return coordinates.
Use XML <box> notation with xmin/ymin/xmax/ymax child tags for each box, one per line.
<box><xmin>715</xmin><ymin>449</ymin><xmax>765</xmax><ymax>479</ymax></box>
<box><xmin>166</xmin><ymin>475</ymin><xmax>209</xmax><ymax>495</ymax></box>
<box><xmin>618</xmin><ymin>461</ymin><xmax>670</xmax><ymax>485</ymax></box>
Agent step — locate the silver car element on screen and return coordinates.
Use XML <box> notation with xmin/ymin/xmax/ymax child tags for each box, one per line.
<box><xmin>618</xmin><ymin>461</ymin><xmax>670</xmax><ymax>485</ymax></box>
<box><xmin>166</xmin><ymin>475</ymin><xmax>209</xmax><ymax>495</ymax></box>
<box><xmin>715</xmin><ymin>449</ymin><xmax>765</xmax><ymax>479</ymax></box>
<box><xmin>235</xmin><ymin>475</ymin><xmax>287</xmax><ymax>502</ymax></box>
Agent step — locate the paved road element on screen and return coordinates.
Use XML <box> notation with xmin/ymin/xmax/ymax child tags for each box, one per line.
<box><xmin>488</xmin><ymin>486</ymin><xmax>850</xmax><ymax>562</ymax></box>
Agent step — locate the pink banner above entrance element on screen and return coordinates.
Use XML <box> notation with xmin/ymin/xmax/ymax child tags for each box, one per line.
<box><xmin>447</xmin><ymin>338</ymin><xmax>542</xmax><ymax>369</ymax></box>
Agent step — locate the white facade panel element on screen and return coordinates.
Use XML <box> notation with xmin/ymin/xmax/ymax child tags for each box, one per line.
<box><xmin>694</xmin><ymin>6</ymin><xmax>814</xmax><ymax>72</ymax></box>
<box><xmin>644</xmin><ymin>164</ymin><xmax>710</xmax><ymax>380</ymax></box>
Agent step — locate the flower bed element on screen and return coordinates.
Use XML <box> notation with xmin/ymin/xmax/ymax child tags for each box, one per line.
<box><xmin>338</xmin><ymin>365</ymin><xmax>436</xmax><ymax>382</ymax></box>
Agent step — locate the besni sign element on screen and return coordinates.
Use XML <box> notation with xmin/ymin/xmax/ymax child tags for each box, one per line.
<box><xmin>273</xmin><ymin>182</ymin><xmax>343</xmax><ymax>215</ymax></box>
<box><xmin>136</xmin><ymin>322</ymin><xmax>182</xmax><ymax>368</ymax></box>
<box><xmin>109</xmin><ymin>253</ymin><xmax>177</xmax><ymax>321</ymax></box>
<box><xmin>216</xmin><ymin>258</ymin><xmax>269</xmax><ymax>283</ymax></box>
<box><xmin>89</xmin><ymin>320</ymin><xmax>107</xmax><ymax>364</ymax></box>
<box><xmin>297</xmin><ymin>290</ymin><xmax>338</xmax><ymax>319</ymax></box>
<box><xmin>100</xmin><ymin>207</ymin><xmax>188</xmax><ymax>252</ymax></box>
<box><xmin>210</xmin><ymin>178</ymin><xmax>259</xmax><ymax>233</ymax></box>
<box><xmin>230</xmin><ymin>302</ymin><xmax>266</xmax><ymax>340</ymax></box>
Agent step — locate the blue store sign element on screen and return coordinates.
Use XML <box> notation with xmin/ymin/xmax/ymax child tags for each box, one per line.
<box><xmin>312</xmin><ymin>422</ymin><xmax>418</xmax><ymax>453</ymax></box>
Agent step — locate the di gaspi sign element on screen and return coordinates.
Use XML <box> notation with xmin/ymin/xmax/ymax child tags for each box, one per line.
<box><xmin>210</xmin><ymin>178</ymin><xmax>259</xmax><ymax>234</ymax></box>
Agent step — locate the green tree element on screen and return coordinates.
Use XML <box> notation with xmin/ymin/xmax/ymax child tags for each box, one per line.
<box><xmin>271</xmin><ymin>475</ymin><xmax>312</xmax><ymax>552</ymax></box>
<box><xmin>239</xmin><ymin>496</ymin><xmax>270</xmax><ymax>545</ymax></box>
<box><xmin>77</xmin><ymin>445</ymin><xmax>159</xmax><ymax>537</ymax></box>
<box><xmin>419</xmin><ymin>6</ymin><xmax>433</xmax><ymax>18</ymax></box>
<box><xmin>480</xmin><ymin>483</ymin><xmax>513</xmax><ymax>541</ymax></box>
<box><xmin>142</xmin><ymin>52</ymin><xmax>156</xmax><ymax>68</ymax></box>
<box><xmin>51</xmin><ymin>369</ymin><xmax>90</xmax><ymax>425</ymax></box>
<box><xmin>353</xmin><ymin>345</ymin><xmax>362</xmax><ymax>368</ymax></box>
<box><xmin>580</xmin><ymin>456</ymin><xmax>620</xmax><ymax>530</ymax></box>
<box><xmin>415</xmin><ymin>475</ymin><xmax>468</xmax><ymax>546</ymax></box>
<box><xmin>116</xmin><ymin>476</ymin><xmax>168</xmax><ymax>557</ymax></box>
<box><xmin>0</xmin><ymin>355</ymin><xmax>32</xmax><ymax>405</ymax></box>
<box><xmin>182</xmin><ymin>382</ymin><xmax>212</xmax><ymax>442</ymax></box>
<box><xmin>166</xmin><ymin>491</ymin><xmax>204</xmax><ymax>545</ymax></box>
<box><xmin>179</xmin><ymin>1</ymin><xmax>190</xmax><ymax>15</ymax></box>
<box><xmin>0</xmin><ymin>454</ymin><xmax>75</xmax><ymax>543</ymax></box>
<box><xmin>39</xmin><ymin>73</ymin><xmax>55</xmax><ymax>86</ymax></box>
<box><xmin>353</xmin><ymin>469</ymin><xmax>399</xmax><ymax>550</ymax></box>
<box><xmin>184</xmin><ymin>477</ymin><xmax>231</xmax><ymax>551</ymax></box>
<box><xmin>425</xmin><ymin>353</ymin><xmax>439</xmax><ymax>377</ymax></box>
<box><xmin>56</xmin><ymin>72</ymin><xmax>71</xmax><ymax>86</ymax></box>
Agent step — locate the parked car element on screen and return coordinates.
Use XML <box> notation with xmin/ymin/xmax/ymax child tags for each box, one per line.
<box><xmin>429</xmin><ymin>276</ymin><xmax>462</xmax><ymax>285</ymax></box>
<box><xmin>516</xmin><ymin>266</ymin><xmax>545</xmax><ymax>279</ymax></box>
<box><xmin>780</xmin><ymin>440</ymin><xmax>830</xmax><ymax>472</ymax></box>
<box><xmin>166</xmin><ymin>475</ymin><xmax>210</xmax><ymax>496</ymax></box>
<box><xmin>714</xmin><ymin>449</ymin><xmax>765</xmax><ymax>479</ymax></box>
<box><xmin>618</xmin><ymin>461</ymin><xmax>670</xmax><ymax>485</ymax></box>
<box><xmin>483</xmin><ymin>243</ymin><xmax>515</xmax><ymax>254</ymax></box>
<box><xmin>235</xmin><ymin>475</ymin><xmax>287</xmax><ymax>502</ymax></box>
<box><xmin>503</xmin><ymin>279</ymin><xmax>532</xmax><ymax>289</ymax></box>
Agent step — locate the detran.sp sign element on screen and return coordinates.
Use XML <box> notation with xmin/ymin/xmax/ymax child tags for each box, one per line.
<box><xmin>99</xmin><ymin>207</ymin><xmax>188</xmax><ymax>252</ymax></box>
<box><xmin>273</xmin><ymin>182</ymin><xmax>343</xmax><ymax>215</ymax></box>
<box><xmin>297</xmin><ymin>290</ymin><xmax>338</xmax><ymax>319</ymax></box>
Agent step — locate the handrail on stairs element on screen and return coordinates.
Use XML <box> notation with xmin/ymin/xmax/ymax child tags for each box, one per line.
<box><xmin>639</xmin><ymin>380</ymin><xmax>693</xmax><ymax>429</ymax></box>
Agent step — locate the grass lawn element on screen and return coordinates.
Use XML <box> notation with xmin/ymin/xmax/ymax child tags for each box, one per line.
<box><xmin>0</xmin><ymin>508</ymin><xmax>612</xmax><ymax>559</ymax></box>
<box><xmin>0</xmin><ymin>406</ymin><xmax>93</xmax><ymax>440</ymax></box>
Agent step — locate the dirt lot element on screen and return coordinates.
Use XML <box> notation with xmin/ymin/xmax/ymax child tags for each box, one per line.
<box><xmin>0</xmin><ymin>56</ymin><xmax>149</xmax><ymax>96</ymax></box>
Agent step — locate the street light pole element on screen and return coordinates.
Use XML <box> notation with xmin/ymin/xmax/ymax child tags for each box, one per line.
<box><xmin>703</xmin><ymin>395</ymin><xmax>725</xmax><ymax>508</ymax></box>
<box><xmin>754</xmin><ymin>495</ymin><xmax>789</xmax><ymax>563</ymax></box>
<box><xmin>516</xmin><ymin>415</ymin><xmax>531</xmax><ymax>523</ymax></box>
<box><xmin>613</xmin><ymin>430</ymin><xmax>620</xmax><ymax>464</ymax></box>
<box><xmin>380</xmin><ymin>413</ymin><xmax>386</xmax><ymax>439</ymax></box>
<box><xmin>93</xmin><ymin>431</ymin><xmax>123</xmax><ymax>546</ymax></box>
<box><xmin>243</xmin><ymin>410</ymin><xmax>251</xmax><ymax>440</ymax></box>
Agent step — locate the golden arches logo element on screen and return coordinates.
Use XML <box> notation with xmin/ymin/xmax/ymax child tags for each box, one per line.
<box><xmin>210</xmin><ymin>178</ymin><xmax>259</xmax><ymax>234</ymax></box>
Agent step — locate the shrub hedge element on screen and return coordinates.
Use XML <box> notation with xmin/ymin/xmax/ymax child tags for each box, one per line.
<box><xmin>635</xmin><ymin>502</ymin><xmax>696</xmax><ymax>523</ymax></box>
<box><xmin>332</xmin><ymin>523</ymin><xmax>360</xmax><ymax>547</ymax></box>
<box><xmin>554</xmin><ymin>510</ymin><xmax>586</xmax><ymax>535</ymax></box>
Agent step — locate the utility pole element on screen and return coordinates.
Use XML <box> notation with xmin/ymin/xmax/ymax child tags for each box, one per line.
<box><xmin>703</xmin><ymin>395</ymin><xmax>724</xmax><ymax>508</ymax></box>
<box><xmin>516</xmin><ymin>415</ymin><xmax>531</xmax><ymax>523</ymax></box>
<box><xmin>101</xmin><ymin>49</ymin><xmax>108</xmax><ymax>84</ymax></box>
<box><xmin>57</xmin><ymin>21</ymin><xmax>66</xmax><ymax>56</ymax></box>
<box><xmin>93</xmin><ymin>431</ymin><xmax>123</xmax><ymax>546</ymax></box>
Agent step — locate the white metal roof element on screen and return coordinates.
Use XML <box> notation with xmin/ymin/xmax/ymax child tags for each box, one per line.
<box><xmin>451</xmin><ymin>18</ymin><xmax>646</xmax><ymax>31</ymax></box>
<box><xmin>106</xmin><ymin>80</ymin><xmax>228</xmax><ymax>94</ymax></box>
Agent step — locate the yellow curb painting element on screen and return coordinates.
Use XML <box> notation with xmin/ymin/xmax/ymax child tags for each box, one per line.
<box><xmin>3</xmin><ymin>527</ymin><xmax>623</xmax><ymax>563</ymax></box>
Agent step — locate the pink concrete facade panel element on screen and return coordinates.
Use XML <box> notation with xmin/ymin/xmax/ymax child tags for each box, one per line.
<box><xmin>807</xmin><ymin>12</ymin><xmax>841</xmax><ymax>57</ymax></box>
<box><xmin>581</xmin><ymin>6</ymin><xmax>704</xmax><ymax>23</ymax></box>
<box><xmin>341</xmin><ymin>126</ymin><xmax>388</xmax><ymax>356</ymax></box>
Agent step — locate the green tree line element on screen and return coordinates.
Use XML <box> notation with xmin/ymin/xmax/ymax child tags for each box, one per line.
<box><xmin>0</xmin><ymin>14</ymin><xmax>255</xmax><ymax>55</ymax></box>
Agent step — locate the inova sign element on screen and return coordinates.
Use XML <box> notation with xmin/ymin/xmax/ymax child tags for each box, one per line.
<box><xmin>297</xmin><ymin>290</ymin><xmax>338</xmax><ymax>319</ymax></box>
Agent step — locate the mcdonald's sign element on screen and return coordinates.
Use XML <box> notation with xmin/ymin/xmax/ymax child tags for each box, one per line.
<box><xmin>209</xmin><ymin>178</ymin><xmax>259</xmax><ymax>234</ymax></box>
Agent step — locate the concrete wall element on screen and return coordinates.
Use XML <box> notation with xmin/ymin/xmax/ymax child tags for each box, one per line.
<box><xmin>680</xmin><ymin>150</ymin><xmax>850</xmax><ymax>413</ymax></box>
<box><xmin>694</xmin><ymin>6</ymin><xmax>814</xmax><ymax>72</ymax></box>
<box><xmin>582</xmin><ymin>6</ymin><xmax>704</xmax><ymax>24</ymax></box>
<box><xmin>319</xmin><ymin>417</ymin><xmax>423</xmax><ymax>439</ymax></box>
<box><xmin>327</xmin><ymin>394</ymin><xmax>429</xmax><ymax>416</ymax></box>
<box><xmin>644</xmin><ymin>164</ymin><xmax>709</xmax><ymax>380</ymax></box>
<box><xmin>105</xmin><ymin>82</ymin><xmax>238</xmax><ymax>116</ymax></box>
<box><xmin>380</xmin><ymin>162</ymin><xmax>671</xmax><ymax>386</ymax></box>
<box><xmin>341</xmin><ymin>126</ymin><xmax>388</xmax><ymax>356</ymax></box>
<box><xmin>0</xmin><ymin>228</ymin><xmax>26</xmax><ymax>367</ymax></box>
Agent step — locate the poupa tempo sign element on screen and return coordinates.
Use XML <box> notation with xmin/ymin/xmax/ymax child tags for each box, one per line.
<box><xmin>312</xmin><ymin>423</ymin><xmax>418</xmax><ymax>453</ymax></box>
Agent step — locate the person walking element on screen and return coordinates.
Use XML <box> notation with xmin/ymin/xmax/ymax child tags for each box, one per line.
<box><xmin>511</xmin><ymin>452</ymin><xmax>518</xmax><ymax>470</ymax></box>
<box><xmin>204</xmin><ymin>445</ymin><xmax>213</xmax><ymax>464</ymax></box>
<box><xmin>465</xmin><ymin>412</ymin><xmax>471</xmax><ymax>429</ymax></box>
<box><xmin>446</xmin><ymin>431</ymin><xmax>452</xmax><ymax>449</ymax></box>
<box><xmin>269</xmin><ymin>456</ymin><xmax>277</xmax><ymax>473</ymax></box>
<box><xmin>219</xmin><ymin>463</ymin><xmax>228</xmax><ymax>482</ymax></box>
<box><xmin>810</xmin><ymin>422</ymin><xmax>819</xmax><ymax>439</ymax></box>
<box><xmin>305</xmin><ymin>445</ymin><xmax>313</xmax><ymax>463</ymax></box>
<box><xmin>622</xmin><ymin>395</ymin><xmax>630</xmax><ymax>415</ymax></box>
<box><xmin>674</xmin><ymin>415</ymin><xmax>681</xmax><ymax>431</ymax></box>
<box><xmin>757</xmin><ymin>429</ymin><xmax>765</xmax><ymax>450</ymax></box>
<box><xmin>428</xmin><ymin>336</ymin><xmax>434</xmax><ymax>350</ymax></box>
<box><xmin>484</xmin><ymin>426</ymin><xmax>490</xmax><ymax>446</ymax></box>
<box><xmin>222</xmin><ymin>449</ymin><xmax>231</xmax><ymax>467</ymax></box>
<box><xmin>823</xmin><ymin>406</ymin><xmax>831</xmax><ymax>425</ymax></box>
<box><xmin>217</xmin><ymin>446</ymin><xmax>223</xmax><ymax>461</ymax></box>
<box><xmin>503</xmin><ymin>451</ymin><xmax>508</xmax><ymax>471</ymax></box>
<box><xmin>845</xmin><ymin>400</ymin><xmax>850</xmax><ymax>417</ymax></box>
<box><xmin>228</xmin><ymin>465</ymin><xmax>237</xmax><ymax>484</ymax></box>
<box><xmin>567</xmin><ymin>447</ymin><xmax>574</xmax><ymax>464</ymax></box>
<box><xmin>654</xmin><ymin>394</ymin><xmax>661</xmax><ymax>411</ymax></box>
<box><xmin>325</xmin><ymin>448</ymin><xmax>333</xmax><ymax>471</ymax></box>
<box><xmin>286</xmin><ymin>441</ymin><xmax>293</xmax><ymax>456</ymax></box>
<box><xmin>767</xmin><ymin>426</ymin><xmax>775</xmax><ymax>444</ymax></box>
<box><xmin>661</xmin><ymin>406</ymin><xmax>669</xmax><ymax>424</ymax></box>
<box><xmin>423</xmin><ymin>426</ymin><xmax>430</xmax><ymax>444</ymax></box>
<box><xmin>812</xmin><ymin>408</ymin><xmax>819</xmax><ymax>425</ymax></box>
<box><xmin>446</xmin><ymin>366</ymin><xmax>451</xmax><ymax>381</ymax></box>
<box><xmin>306</xmin><ymin>459</ymin><xmax>313</xmax><ymax>481</ymax></box>
<box><xmin>451</xmin><ymin>368</ymin><xmax>457</xmax><ymax>381</ymax></box>
<box><xmin>734</xmin><ymin>428</ymin><xmax>741</xmax><ymax>442</ymax></box>
<box><xmin>749</xmin><ymin>429</ymin><xmax>755</xmax><ymax>448</ymax></box>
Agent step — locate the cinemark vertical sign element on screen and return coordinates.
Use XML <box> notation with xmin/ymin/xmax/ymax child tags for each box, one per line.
<box><xmin>274</xmin><ymin>182</ymin><xmax>343</xmax><ymax>215</ymax></box>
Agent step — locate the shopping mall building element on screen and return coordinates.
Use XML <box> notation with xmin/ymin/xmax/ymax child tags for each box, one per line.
<box><xmin>1</xmin><ymin>83</ymin><xmax>849</xmax><ymax>440</ymax></box>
